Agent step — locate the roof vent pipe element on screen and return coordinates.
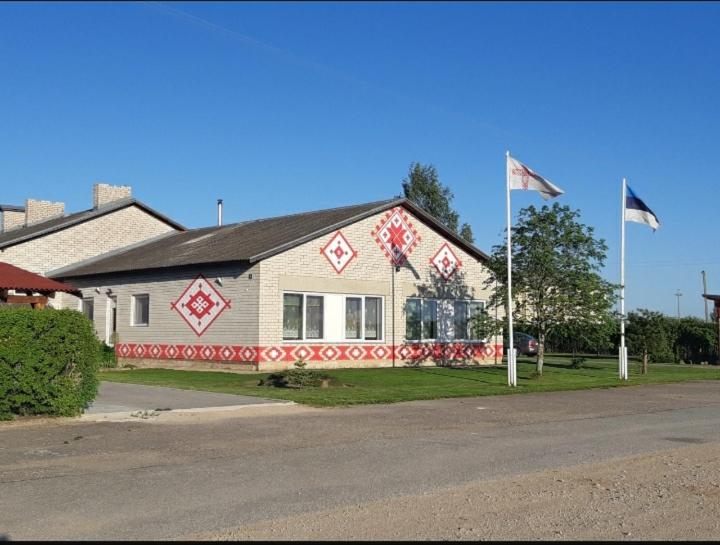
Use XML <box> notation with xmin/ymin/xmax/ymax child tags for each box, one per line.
<box><xmin>217</xmin><ymin>199</ymin><xmax>223</xmax><ymax>226</ymax></box>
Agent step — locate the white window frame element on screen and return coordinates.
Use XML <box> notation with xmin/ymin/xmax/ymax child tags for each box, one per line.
<box><xmin>282</xmin><ymin>291</ymin><xmax>385</xmax><ymax>344</ymax></box>
<box><xmin>406</xmin><ymin>297</ymin><xmax>486</xmax><ymax>343</ymax></box>
<box><xmin>342</xmin><ymin>295</ymin><xmax>384</xmax><ymax>343</ymax></box>
<box><xmin>131</xmin><ymin>294</ymin><xmax>150</xmax><ymax>327</ymax></box>
<box><xmin>452</xmin><ymin>299</ymin><xmax>487</xmax><ymax>342</ymax></box>
<box><xmin>282</xmin><ymin>291</ymin><xmax>326</xmax><ymax>342</ymax></box>
<box><xmin>79</xmin><ymin>297</ymin><xmax>94</xmax><ymax>322</ymax></box>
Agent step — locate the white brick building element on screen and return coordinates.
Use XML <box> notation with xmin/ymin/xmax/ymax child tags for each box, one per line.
<box><xmin>0</xmin><ymin>184</ymin><xmax>184</xmax><ymax>308</ymax></box>
<box><xmin>52</xmin><ymin>199</ymin><xmax>503</xmax><ymax>371</ymax></box>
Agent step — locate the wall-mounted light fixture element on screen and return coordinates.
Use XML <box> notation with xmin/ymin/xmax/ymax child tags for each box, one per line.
<box><xmin>215</xmin><ymin>277</ymin><xmax>223</xmax><ymax>286</ymax></box>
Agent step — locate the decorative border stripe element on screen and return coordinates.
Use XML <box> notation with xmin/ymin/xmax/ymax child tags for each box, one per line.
<box><xmin>116</xmin><ymin>343</ymin><xmax>503</xmax><ymax>363</ymax></box>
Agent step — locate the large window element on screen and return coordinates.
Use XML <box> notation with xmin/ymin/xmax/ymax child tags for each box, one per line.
<box><xmin>132</xmin><ymin>294</ymin><xmax>150</xmax><ymax>326</ymax></box>
<box><xmin>81</xmin><ymin>298</ymin><xmax>94</xmax><ymax>322</ymax></box>
<box><xmin>283</xmin><ymin>293</ymin><xmax>324</xmax><ymax>340</ymax></box>
<box><xmin>283</xmin><ymin>292</ymin><xmax>383</xmax><ymax>342</ymax></box>
<box><xmin>344</xmin><ymin>296</ymin><xmax>383</xmax><ymax>341</ymax></box>
<box><xmin>407</xmin><ymin>298</ymin><xmax>485</xmax><ymax>341</ymax></box>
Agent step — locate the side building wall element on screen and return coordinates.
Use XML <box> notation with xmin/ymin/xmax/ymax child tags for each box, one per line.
<box><xmin>70</xmin><ymin>263</ymin><xmax>261</xmax><ymax>371</ymax></box>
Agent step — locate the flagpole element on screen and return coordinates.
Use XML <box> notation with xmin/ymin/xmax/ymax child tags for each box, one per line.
<box><xmin>620</xmin><ymin>178</ymin><xmax>627</xmax><ymax>380</ymax></box>
<box><xmin>505</xmin><ymin>150</ymin><xmax>516</xmax><ymax>387</ymax></box>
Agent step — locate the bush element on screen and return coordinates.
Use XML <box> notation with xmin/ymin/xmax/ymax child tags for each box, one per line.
<box><xmin>99</xmin><ymin>343</ymin><xmax>117</xmax><ymax>368</ymax></box>
<box><xmin>0</xmin><ymin>307</ymin><xmax>101</xmax><ymax>419</ymax></box>
<box><xmin>259</xmin><ymin>360</ymin><xmax>331</xmax><ymax>389</ymax></box>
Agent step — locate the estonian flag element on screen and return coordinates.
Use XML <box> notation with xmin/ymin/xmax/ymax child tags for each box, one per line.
<box><xmin>625</xmin><ymin>185</ymin><xmax>660</xmax><ymax>231</ymax></box>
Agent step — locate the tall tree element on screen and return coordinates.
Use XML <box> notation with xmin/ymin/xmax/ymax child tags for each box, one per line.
<box><xmin>402</xmin><ymin>162</ymin><xmax>474</xmax><ymax>243</ymax></box>
<box><xmin>626</xmin><ymin>309</ymin><xmax>673</xmax><ymax>373</ymax></box>
<box><xmin>484</xmin><ymin>203</ymin><xmax>616</xmax><ymax>375</ymax></box>
<box><xmin>459</xmin><ymin>222</ymin><xmax>475</xmax><ymax>243</ymax></box>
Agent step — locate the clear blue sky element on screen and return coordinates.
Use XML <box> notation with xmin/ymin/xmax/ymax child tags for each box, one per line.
<box><xmin>2</xmin><ymin>2</ymin><xmax>718</xmax><ymax>317</ymax></box>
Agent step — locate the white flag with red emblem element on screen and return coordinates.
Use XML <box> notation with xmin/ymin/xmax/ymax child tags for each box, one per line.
<box><xmin>507</xmin><ymin>154</ymin><xmax>564</xmax><ymax>200</ymax></box>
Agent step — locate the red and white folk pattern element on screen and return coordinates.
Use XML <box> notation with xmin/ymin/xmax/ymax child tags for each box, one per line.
<box><xmin>320</xmin><ymin>230</ymin><xmax>357</xmax><ymax>274</ymax></box>
<box><xmin>430</xmin><ymin>242</ymin><xmax>462</xmax><ymax>280</ymax></box>
<box><xmin>371</xmin><ymin>207</ymin><xmax>421</xmax><ymax>265</ymax></box>
<box><xmin>171</xmin><ymin>274</ymin><xmax>231</xmax><ymax>337</ymax></box>
<box><xmin>115</xmin><ymin>343</ymin><xmax>502</xmax><ymax>364</ymax></box>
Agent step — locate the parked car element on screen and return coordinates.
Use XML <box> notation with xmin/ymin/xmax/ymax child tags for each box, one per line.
<box><xmin>503</xmin><ymin>332</ymin><xmax>538</xmax><ymax>356</ymax></box>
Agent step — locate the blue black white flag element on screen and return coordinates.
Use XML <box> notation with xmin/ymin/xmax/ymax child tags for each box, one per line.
<box><xmin>625</xmin><ymin>185</ymin><xmax>660</xmax><ymax>231</ymax></box>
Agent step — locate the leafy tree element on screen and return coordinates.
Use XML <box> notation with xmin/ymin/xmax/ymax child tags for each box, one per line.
<box><xmin>459</xmin><ymin>222</ymin><xmax>475</xmax><ymax>243</ymax></box>
<box><xmin>626</xmin><ymin>309</ymin><xmax>673</xmax><ymax>373</ymax></box>
<box><xmin>543</xmin><ymin>310</ymin><xmax>617</xmax><ymax>361</ymax></box>
<box><xmin>402</xmin><ymin>162</ymin><xmax>475</xmax><ymax>242</ymax></box>
<box><xmin>484</xmin><ymin>203</ymin><xmax>616</xmax><ymax>376</ymax></box>
<box><xmin>470</xmin><ymin>310</ymin><xmax>502</xmax><ymax>342</ymax></box>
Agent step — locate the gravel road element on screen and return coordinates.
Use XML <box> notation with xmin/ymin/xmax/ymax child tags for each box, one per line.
<box><xmin>1</xmin><ymin>381</ymin><xmax>718</xmax><ymax>540</ymax></box>
<box><xmin>197</xmin><ymin>442</ymin><xmax>720</xmax><ymax>541</ymax></box>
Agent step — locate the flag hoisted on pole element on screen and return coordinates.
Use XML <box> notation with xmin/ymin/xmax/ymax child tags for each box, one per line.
<box><xmin>505</xmin><ymin>152</ymin><xmax>564</xmax><ymax>387</ymax></box>
<box><xmin>619</xmin><ymin>180</ymin><xmax>661</xmax><ymax>380</ymax></box>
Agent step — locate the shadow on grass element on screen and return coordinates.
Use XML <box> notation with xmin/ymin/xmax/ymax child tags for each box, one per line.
<box><xmin>414</xmin><ymin>366</ymin><xmax>507</xmax><ymax>385</ymax></box>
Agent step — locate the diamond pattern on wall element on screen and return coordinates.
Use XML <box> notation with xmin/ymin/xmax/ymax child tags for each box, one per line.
<box><xmin>171</xmin><ymin>274</ymin><xmax>231</xmax><ymax>337</ymax></box>
<box><xmin>430</xmin><ymin>242</ymin><xmax>462</xmax><ymax>280</ymax></box>
<box><xmin>371</xmin><ymin>207</ymin><xmax>421</xmax><ymax>265</ymax></box>
<box><xmin>320</xmin><ymin>230</ymin><xmax>357</xmax><ymax>274</ymax></box>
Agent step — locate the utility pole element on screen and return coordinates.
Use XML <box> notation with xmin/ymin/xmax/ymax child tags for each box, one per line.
<box><xmin>675</xmin><ymin>289</ymin><xmax>683</xmax><ymax>319</ymax></box>
<box><xmin>702</xmin><ymin>271</ymin><xmax>709</xmax><ymax>322</ymax></box>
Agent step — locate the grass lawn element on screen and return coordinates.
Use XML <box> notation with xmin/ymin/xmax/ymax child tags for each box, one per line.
<box><xmin>99</xmin><ymin>355</ymin><xmax>720</xmax><ymax>407</ymax></box>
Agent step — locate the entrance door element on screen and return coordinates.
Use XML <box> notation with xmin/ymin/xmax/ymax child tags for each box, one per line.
<box><xmin>106</xmin><ymin>295</ymin><xmax>117</xmax><ymax>345</ymax></box>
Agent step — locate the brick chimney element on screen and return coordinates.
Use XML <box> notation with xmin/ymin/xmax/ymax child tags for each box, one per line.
<box><xmin>93</xmin><ymin>183</ymin><xmax>132</xmax><ymax>208</ymax></box>
<box><xmin>0</xmin><ymin>205</ymin><xmax>25</xmax><ymax>232</ymax></box>
<box><xmin>25</xmin><ymin>199</ymin><xmax>65</xmax><ymax>226</ymax></box>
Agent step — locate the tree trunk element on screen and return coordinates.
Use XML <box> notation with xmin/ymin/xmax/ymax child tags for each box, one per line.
<box><xmin>537</xmin><ymin>333</ymin><xmax>545</xmax><ymax>376</ymax></box>
<box><xmin>642</xmin><ymin>350</ymin><xmax>649</xmax><ymax>375</ymax></box>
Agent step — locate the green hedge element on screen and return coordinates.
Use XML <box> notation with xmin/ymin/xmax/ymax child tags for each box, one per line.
<box><xmin>0</xmin><ymin>307</ymin><xmax>101</xmax><ymax>419</ymax></box>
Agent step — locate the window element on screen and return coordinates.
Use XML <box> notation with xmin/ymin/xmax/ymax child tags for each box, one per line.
<box><xmin>454</xmin><ymin>300</ymin><xmax>486</xmax><ymax>340</ymax></box>
<box><xmin>344</xmin><ymin>296</ymin><xmax>383</xmax><ymax>341</ymax></box>
<box><xmin>406</xmin><ymin>299</ymin><xmax>422</xmax><ymax>341</ymax></box>
<box><xmin>408</xmin><ymin>298</ymin><xmax>486</xmax><ymax>341</ymax></box>
<box><xmin>406</xmin><ymin>298</ymin><xmax>438</xmax><ymax>340</ymax></box>
<box><xmin>81</xmin><ymin>298</ymin><xmax>94</xmax><ymax>322</ymax></box>
<box><xmin>132</xmin><ymin>294</ymin><xmax>150</xmax><ymax>326</ymax></box>
<box><xmin>306</xmin><ymin>296</ymin><xmax>324</xmax><ymax>339</ymax></box>
<box><xmin>422</xmin><ymin>299</ymin><xmax>438</xmax><ymax>340</ymax></box>
<box><xmin>283</xmin><ymin>293</ymin><xmax>303</xmax><ymax>340</ymax></box>
<box><xmin>454</xmin><ymin>301</ymin><xmax>468</xmax><ymax>340</ymax></box>
<box><xmin>364</xmin><ymin>297</ymin><xmax>382</xmax><ymax>341</ymax></box>
<box><xmin>345</xmin><ymin>297</ymin><xmax>362</xmax><ymax>339</ymax></box>
<box><xmin>283</xmin><ymin>293</ymin><xmax>326</xmax><ymax>341</ymax></box>
<box><xmin>468</xmin><ymin>301</ymin><xmax>485</xmax><ymax>340</ymax></box>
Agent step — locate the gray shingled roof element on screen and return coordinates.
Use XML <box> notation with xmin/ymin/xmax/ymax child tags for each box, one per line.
<box><xmin>50</xmin><ymin>198</ymin><xmax>489</xmax><ymax>279</ymax></box>
<box><xmin>0</xmin><ymin>204</ymin><xmax>25</xmax><ymax>212</ymax></box>
<box><xmin>0</xmin><ymin>198</ymin><xmax>185</xmax><ymax>249</ymax></box>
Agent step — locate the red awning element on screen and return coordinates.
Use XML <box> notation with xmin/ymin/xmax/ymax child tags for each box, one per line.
<box><xmin>0</xmin><ymin>262</ymin><xmax>80</xmax><ymax>295</ymax></box>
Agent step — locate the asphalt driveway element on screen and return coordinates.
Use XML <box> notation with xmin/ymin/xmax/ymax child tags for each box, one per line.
<box><xmin>85</xmin><ymin>381</ymin><xmax>284</xmax><ymax>414</ymax></box>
